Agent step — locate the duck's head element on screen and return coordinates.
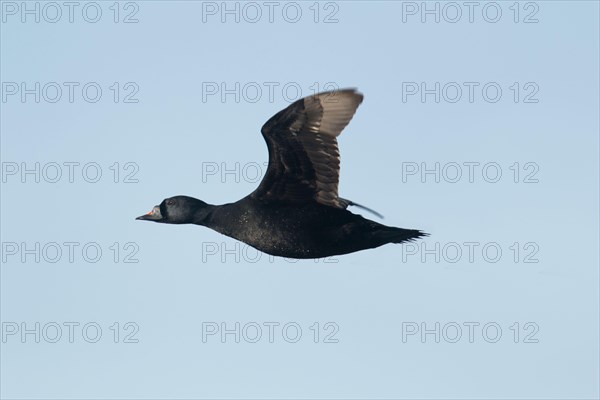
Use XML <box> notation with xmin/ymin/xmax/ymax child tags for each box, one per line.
<box><xmin>136</xmin><ymin>195</ymin><xmax>210</xmax><ymax>224</ymax></box>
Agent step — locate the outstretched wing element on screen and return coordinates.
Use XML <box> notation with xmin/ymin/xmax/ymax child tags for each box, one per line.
<box><xmin>251</xmin><ymin>89</ymin><xmax>363</xmax><ymax>209</ymax></box>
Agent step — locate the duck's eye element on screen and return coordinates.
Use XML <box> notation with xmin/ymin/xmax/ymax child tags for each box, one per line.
<box><xmin>166</xmin><ymin>199</ymin><xmax>175</xmax><ymax>206</ymax></box>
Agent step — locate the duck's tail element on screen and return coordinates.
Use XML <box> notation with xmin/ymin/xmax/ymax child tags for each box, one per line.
<box><xmin>374</xmin><ymin>226</ymin><xmax>428</xmax><ymax>244</ymax></box>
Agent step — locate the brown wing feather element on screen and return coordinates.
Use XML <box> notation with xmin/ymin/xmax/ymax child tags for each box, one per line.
<box><xmin>252</xmin><ymin>89</ymin><xmax>363</xmax><ymax>208</ymax></box>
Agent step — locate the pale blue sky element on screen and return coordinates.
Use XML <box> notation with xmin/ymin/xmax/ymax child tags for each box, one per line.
<box><xmin>1</xmin><ymin>1</ymin><xmax>599</xmax><ymax>399</ymax></box>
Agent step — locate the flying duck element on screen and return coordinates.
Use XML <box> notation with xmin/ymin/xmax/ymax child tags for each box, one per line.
<box><xmin>136</xmin><ymin>89</ymin><xmax>426</xmax><ymax>258</ymax></box>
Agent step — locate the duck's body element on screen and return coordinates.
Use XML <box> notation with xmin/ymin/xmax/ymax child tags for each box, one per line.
<box><xmin>197</xmin><ymin>196</ymin><xmax>421</xmax><ymax>258</ymax></box>
<box><xmin>137</xmin><ymin>89</ymin><xmax>426</xmax><ymax>258</ymax></box>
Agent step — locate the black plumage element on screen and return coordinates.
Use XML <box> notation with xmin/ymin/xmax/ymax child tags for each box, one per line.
<box><xmin>137</xmin><ymin>89</ymin><xmax>426</xmax><ymax>258</ymax></box>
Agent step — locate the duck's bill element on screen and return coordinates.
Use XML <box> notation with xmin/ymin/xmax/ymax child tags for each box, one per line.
<box><xmin>136</xmin><ymin>206</ymin><xmax>162</xmax><ymax>221</ymax></box>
